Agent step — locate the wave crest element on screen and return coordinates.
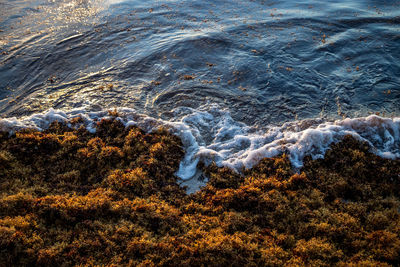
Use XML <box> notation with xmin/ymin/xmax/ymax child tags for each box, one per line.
<box><xmin>1</xmin><ymin>105</ymin><xmax>399</xmax><ymax>181</ymax></box>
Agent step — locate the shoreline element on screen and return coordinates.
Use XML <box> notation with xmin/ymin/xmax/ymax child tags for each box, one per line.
<box><xmin>1</xmin><ymin>107</ymin><xmax>399</xmax><ymax>184</ymax></box>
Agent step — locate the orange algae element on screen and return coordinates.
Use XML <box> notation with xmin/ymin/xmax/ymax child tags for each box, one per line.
<box><xmin>0</xmin><ymin>119</ymin><xmax>399</xmax><ymax>266</ymax></box>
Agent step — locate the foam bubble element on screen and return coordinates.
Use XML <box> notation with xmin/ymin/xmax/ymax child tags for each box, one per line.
<box><xmin>1</xmin><ymin>106</ymin><xmax>399</xmax><ymax>188</ymax></box>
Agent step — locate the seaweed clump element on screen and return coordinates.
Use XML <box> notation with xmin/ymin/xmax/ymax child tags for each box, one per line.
<box><xmin>0</xmin><ymin>119</ymin><xmax>400</xmax><ymax>266</ymax></box>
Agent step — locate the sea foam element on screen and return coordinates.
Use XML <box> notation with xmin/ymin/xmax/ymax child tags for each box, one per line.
<box><xmin>1</xmin><ymin>105</ymin><xmax>399</xmax><ymax>185</ymax></box>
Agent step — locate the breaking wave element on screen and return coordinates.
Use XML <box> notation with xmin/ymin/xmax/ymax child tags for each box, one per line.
<box><xmin>1</xmin><ymin>105</ymin><xmax>399</xmax><ymax>183</ymax></box>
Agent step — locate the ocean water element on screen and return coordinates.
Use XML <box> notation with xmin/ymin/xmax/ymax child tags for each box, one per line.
<box><xmin>1</xmin><ymin>0</ymin><xmax>399</xmax><ymax>190</ymax></box>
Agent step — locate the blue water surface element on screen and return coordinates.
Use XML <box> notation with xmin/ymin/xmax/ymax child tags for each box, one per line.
<box><xmin>0</xmin><ymin>0</ymin><xmax>399</xmax><ymax>125</ymax></box>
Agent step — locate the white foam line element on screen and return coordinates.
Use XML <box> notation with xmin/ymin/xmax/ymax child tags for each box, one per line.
<box><xmin>1</xmin><ymin>106</ymin><xmax>399</xmax><ymax>182</ymax></box>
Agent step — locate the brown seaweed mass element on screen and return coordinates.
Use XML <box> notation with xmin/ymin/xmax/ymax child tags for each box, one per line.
<box><xmin>0</xmin><ymin>117</ymin><xmax>400</xmax><ymax>266</ymax></box>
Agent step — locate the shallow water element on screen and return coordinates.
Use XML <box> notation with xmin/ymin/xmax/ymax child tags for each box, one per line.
<box><xmin>1</xmin><ymin>0</ymin><xmax>399</xmax><ymax>122</ymax></box>
<box><xmin>1</xmin><ymin>0</ymin><xmax>400</xmax><ymax>189</ymax></box>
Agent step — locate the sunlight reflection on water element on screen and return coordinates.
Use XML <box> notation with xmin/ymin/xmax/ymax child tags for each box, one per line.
<box><xmin>0</xmin><ymin>0</ymin><xmax>399</xmax><ymax>126</ymax></box>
